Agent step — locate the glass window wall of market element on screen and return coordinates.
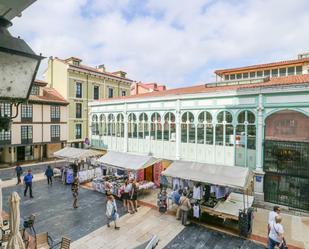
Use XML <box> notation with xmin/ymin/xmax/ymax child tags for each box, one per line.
<box><xmin>91</xmin><ymin>110</ymin><xmax>257</xmax><ymax>168</ymax></box>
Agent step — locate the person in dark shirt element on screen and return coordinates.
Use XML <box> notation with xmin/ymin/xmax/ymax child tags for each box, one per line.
<box><xmin>24</xmin><ymin>169</ymin><xmax>34</xmax><ymax>198</ymax></box>
<box><xmin>45</xmin><ymin>165</ymin><xmax>54</xmax><ymax>185</ymax></box>
<box><xmin>15</xmin><ymin>164</ymin><xmax>23</xmax><ymax>185</ymax></box>
<box><xmin>71</xmin><ymin>177</ymin><xmax>79</xmax><ymax>209</ymax></box>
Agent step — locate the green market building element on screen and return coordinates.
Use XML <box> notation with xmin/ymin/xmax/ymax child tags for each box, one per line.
<box><xmin>89</xmin><ymin>54</ymin><xmax>309</xmax><ymax>211</ymax></box>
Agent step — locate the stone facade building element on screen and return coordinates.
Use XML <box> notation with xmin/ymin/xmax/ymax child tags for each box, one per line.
<box><xmin>0</xmin><ymin>80</ymin><xmax>68</xmax><ymax>165</ymax></box>
<box><xmin>44</xmin><ymin>56</ymin><xmax>132</xmax><ymax>148</ymax></box>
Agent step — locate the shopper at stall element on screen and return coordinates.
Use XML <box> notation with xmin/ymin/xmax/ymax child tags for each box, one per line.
<box><xmin>123</xmin><ymin>179</ymin><xmax>134</xmax><ymax>214</ymax></box>
<box><xmin>71</xmin><ymin>177</ymin><xmax>79</xmax><ymax>209</ymax></box>
<box><xmin>106</xmin><ymin>194</ymin><xmax>120</xmax><ymax>230</ymax></box>
<box><xmin>179</xmin><ymin>192</ymin><xmax>191</xmax><ymax>226</ymax></box>
<box><xmin>130</xmin><ymin>179</ymin><xmax>139</xmax><ymax>212</ymax></box>
<box><xmin>23</xmin><ymin>169</ymin><xmax>34</xmax><ymax>198</ymax></box>
<box><xmin>15</xmin><ymin>163</ymin><xmax>23</xmax><ymax>185</ymax></box>
<box><xmin>174</xmin><ymin>189</ymin><xmax>183</xmax><ymax>220</ymax></box>
<box><xmin>45</xmin><ymin>165</ymin><xmax>54</xmax><ymax>185</ymax></box>
<box><xmin>268</xmin><ymin>206</ymin><xmax>281</xmax><ymax>236</ymax></box>
<box><xmin>268</xmin><ymin>215</ymin><xmax>286</xmax><ymax>249</ymax></box>
<box><xmin>104</xmin><ymin>176</ymin><xmax>113</xmax><ymax>195</ymax></box>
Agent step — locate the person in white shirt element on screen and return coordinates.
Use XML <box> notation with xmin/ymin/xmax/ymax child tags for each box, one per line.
<box><xmin>268</xmin><ymin>215</ymin><xmax>285</xmax><ymax>249</ymax></box>
<box><xmin>106</xmin><ymin>194</ymin><xmax>120</xmax><ymax>230</ymax></box>
<box><xmin>268</xmin><ymin>206</ymin><xmax>280</xmax><ymax>235</ymax></box>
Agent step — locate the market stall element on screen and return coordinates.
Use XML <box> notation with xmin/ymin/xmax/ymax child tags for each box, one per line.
<box><xmin>92</xmin><ymin>151</ymin><xmax>162</xmax><ymax>197</ymax></box>
<box><xmin>53</xmin><ymin>147</ymin><xmax>104</xmax><ymax>184</ymax></box>
<box><xmin>161</xmin><ymin>160</ymin><xmax>254</xmax><ymax>237</ymax></box>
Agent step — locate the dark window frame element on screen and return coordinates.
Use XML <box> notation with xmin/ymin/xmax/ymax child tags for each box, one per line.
<box><xmin>93</xmin><ymin>86</ymin><xmax>99</xmax><ymax>100</ymax></box>
<box><xmin>76</xmin><ymin>82</ymin><xmax>82</xmax><ymax>98</ymax></box>
<box><xmin>108</xmin><ymin>88</ymin><xmax>114</xmax><ymax>98</ymax></box>
<box><xmin>76</xmin><ymin>103</ymin><xmax>82</xmax><ymax>119</ymax></box>
<box><xmin>51</xmin><ymin>105</ymin><xmax>60</xmax><ymax>122</ymax></box>
<box><xmin>21</xmin><ymin>125</ymin><xmax>33</xmax><ymax>144</ymax></box>
<box><xmin>75</xmin><ymin>124</ymin><xmax>82</xmax><ymax>139</ymax></box>
<box><xmin>21</xmin><ymin>104</ymin><xmax>33</xmax><ymax>122</ymax></box>
<box><xmin>51</xmin><ymin>125</ymin><xmax>60</xmax><ymax>142</ymax></box>
<box><xmin>30</xmin><ymin>85</ymin><xmax>40</xmax><ymax>95</ymax></box>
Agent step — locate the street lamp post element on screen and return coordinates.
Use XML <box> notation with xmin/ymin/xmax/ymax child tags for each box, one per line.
<box><xmin>0</xmin><ymin>15</ymin><xmax>44</xmax><ymax>130</ymax></box>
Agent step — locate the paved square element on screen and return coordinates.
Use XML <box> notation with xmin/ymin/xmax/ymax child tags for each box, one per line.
<box><xmin>2</xmin><ymin>179</ymin><xmax>125</xmax><ymax>242</ymax></box>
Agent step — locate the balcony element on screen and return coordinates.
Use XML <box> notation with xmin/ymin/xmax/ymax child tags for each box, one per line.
<box><xmin>21</xmin><ymin>138</ymin><xmax>33</xmax><ymax>144</ymax></box>
<box><xmin>51</xmin><ymin>136</ymin><xmax>60</xmax><ymax>142</ymax></box>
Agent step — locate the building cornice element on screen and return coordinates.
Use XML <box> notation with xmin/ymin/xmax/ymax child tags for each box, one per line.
<box><xmin>89</xmin><ymin>83</ymin><xmax>309</xmax><ymax>107</ymax></box>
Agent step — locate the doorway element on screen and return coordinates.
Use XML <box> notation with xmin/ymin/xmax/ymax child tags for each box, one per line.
<box><xmin>17</xmin><ymin>146</ymin><xmax>25</xmax><ymax>161</ymax></box>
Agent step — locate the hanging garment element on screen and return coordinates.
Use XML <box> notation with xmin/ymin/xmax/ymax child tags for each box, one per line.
<box><xmin>193</xmin><ymin>204</ymin><xmax>200</xmax><ymax>218</ymax></box>
<box><xmin>172</xmin><ymin>178</ymin><xmax>180</xmax><ymax>190</ymax></box>
<box><xmin>215</xmin><ymin>186</ymin><xmax>226</xmax><ymax>199</ymax></box>
<box><xmin>193</xmin><ymin>186</ymin><xmax>202</xmax><ymax>200</ymax></box>
<box><xmin>204</xmin><ymin>185</ymin><xmax>211</xmax><ymax>202</ymax></box>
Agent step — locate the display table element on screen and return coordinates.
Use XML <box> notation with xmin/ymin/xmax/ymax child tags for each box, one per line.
<box><xmin>91</xmin><ymin>177</ymin><xmax>155</xmax><ymax>198</ymax></box>
<box><xmin>200</xmin><ymin>192</ymin><xmax>254</xmax><ymax>221</ymax></box>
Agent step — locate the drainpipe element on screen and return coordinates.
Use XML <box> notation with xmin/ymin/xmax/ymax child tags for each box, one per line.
<box><xmin>41</xmin><ymin>103</ymin><xmax>43</xmax><ymax>161</ymax></box>
<box><xmin>86</xmin><ymin>74</ymin><xmax>89</xmax><ymax>145</ymax></box>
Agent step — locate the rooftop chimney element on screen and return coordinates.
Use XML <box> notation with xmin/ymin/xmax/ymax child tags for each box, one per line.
<box><xmin>97</xmin><ymin>64</ymin><xmax>106</xmax><ymax>72</ymax></box>
<box><xmin>112</xmin><ymin>71</ymin><xmax>127</xmax><ymax>78</ymax></box>
<box><xmin>298</xmin><ymin>53</ymin><xmax>309</xmax><ymax>59</ymax></box>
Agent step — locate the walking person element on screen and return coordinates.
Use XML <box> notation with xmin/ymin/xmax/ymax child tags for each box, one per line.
<box><xmin>106</xmin><ymin>194</ymin><xmax>120</xmax><ymax>230</ymax></box>
<box><xmin>45</xmin><ymin>165</ymin><xmax>54</xmax><ymax>185</ymax></box>
<box><xmin>23</xmin><ymin>170</ymin><xmax>34</xmax><ymax>198</ymax></box>
<box><xmin>15</xmin><ymin>164</ymin><xmax>23</xmax><ymax>185</ymax></box>
<box><xmin>268</xmin><ymin>215</ymin><xmax>287</xmax><ymax>249</ymax></box>
<box><xmin>130</xmin><ymin>179</ymin><xmax>139</xmax><ymax>213</ymax></box>
<box><xmin>71</xmin><ymin>177</ymin><xmax>79</xmax><ymax>209</ymax></box>
<box><xmin>179</xmin><ymin>192</ymin><xmax>191</xmax><ymax>226</ymax></box>
<box><xmin>268</xmin><ymin>206</ymin><xmax>280</xmax><ymax>236</ymax></box>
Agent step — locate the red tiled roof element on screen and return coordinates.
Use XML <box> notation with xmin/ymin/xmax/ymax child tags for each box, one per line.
<box><xmin>55</xmin><ymin>58</ymin><xmax>133</xmax><ymax>82</ymax></box>
<box><xmin>215</xmin><ymin>58</ymin><xmax>309</xmax><ymax>76</ymax></box>
<box><xmin>98</xmin><ymin>74</ymin><xmax>309</xmax><ymax>102</ymax></box>
<box><xmin>29</xmin><ymin>86</ymin><xmax>69</xmax><ymax>105</ymax></box>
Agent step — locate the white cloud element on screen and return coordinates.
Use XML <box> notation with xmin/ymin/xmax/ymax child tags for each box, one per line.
<box><xmin>8</xmin><ymin>0</ymin><xmax>309</xmax><ymax>88</ymax></box>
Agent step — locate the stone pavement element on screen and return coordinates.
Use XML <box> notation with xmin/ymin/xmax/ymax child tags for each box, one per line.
<box><xmin>165</xmin><ymin>224</ymin><xmax>264</xmax><ymax>249</ymax></box>
<box><xmin>2</xmin><ymin>179</ymin><xmax>125</xmax><ymax>242</ymax></box>
<box><xmin>252</xmin><ymin>208</ymin><xmax>309</xmax><ymax>249</ymax></box>
<box><xmin>70</xmin><ymin>206</ymin><xmax>185</xmax><ymax>249</ymax></box>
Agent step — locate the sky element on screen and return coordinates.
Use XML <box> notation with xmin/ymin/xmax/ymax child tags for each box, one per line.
<box><xmin>9</xmin><ymin>0</ymin><xmax>309</xmax><ymax>88</ymax></box>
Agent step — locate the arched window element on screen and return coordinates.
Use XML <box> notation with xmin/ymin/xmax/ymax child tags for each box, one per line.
<box><xmin>138</xmin><ymin>113</ymin><xmax>149</xmax><ymax>139</ymax></box>
<box><xmin>99</xmin><ymin>114</ymin><xmax>106</xmax><ymax>136</ymax></box>
<box><xmin>163</xmin><ymin>112</ymin><xmax>176</xmax><ymax>141</ymax></box>
<box><xmin>197</xmin><ymin>111</ymin><xmax>213</xmax><ymax>144</ymax></box>
<box><xmin>116</xmin><ymin>113</ymin><xmax>124</xmax><ymax>137</ymax></box>
<box><xmin>151</xmin><ymin>112</ymin><xmax>162</xmax><ymax>140</ymax></box>
<box><xmin>107</xmin><ymin>114</ymin><xmax>115</xmax><ymax>136</ymax></box>
<box><xmin>215</xmin><ymin>110</ymin><xmax>233</xmax><ymax>146</ymax></box>
<box><xmin>91</xmin><ymin>114</ymin><xmax>99</xmax><ymax>135</ymax></box>
<box><xmin>128</xmin><ymin>113</ymin><xmax>137</xmax><ymax>138</ymax></box>
<box><xmin>236</xmin><ymin>110</ymin><xmax>256</xmax><ymax>168</ymax></box>
<box><xmin>181</xmin><ymin>112</ymin><xmax>195</xmax><ymax>143</ymax></box>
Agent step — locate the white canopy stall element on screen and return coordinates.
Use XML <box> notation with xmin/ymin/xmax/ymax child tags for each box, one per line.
<box><xmin>93</xmin><ymin>151</ymin><xmax>162</xmax><ymax>195</ymax></box>
<box><xmin>54</xmin><ymin>147</ymin><xmax>104</xmax><ymax>183</ymax></box>
<box><xmin>162</xmin><ymin>160</ymin><xmax>254</xmax><ymax>224</ymax></box>
<box><xmin>98</xmin><ymin>151</ymin><xmax>160</xmax><ymax>171</ymax></box>
<box><xmin>54</xmin><ymin>147</ymin><xmax>103</xmax><ymax>161</ymax></box>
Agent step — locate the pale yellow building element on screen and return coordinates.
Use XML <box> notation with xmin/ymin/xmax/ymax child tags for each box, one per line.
<box><xmin>0</xmin><ymin>80</ymin><xmax>69</xmax><ymax>165</ymax></box>
<box><xmin>44</xmin><ymin>57</ymin><xmax>132</xmax><ymax>148</ymax></box>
